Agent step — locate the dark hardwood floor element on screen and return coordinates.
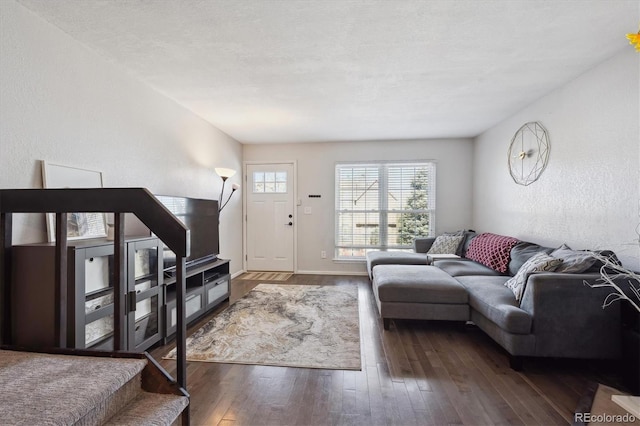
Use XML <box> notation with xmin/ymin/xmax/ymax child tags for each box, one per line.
<box><xmin>151</xmin><ymin>274</ymin><xmax>624</xmax><ymax>426</ymax></box>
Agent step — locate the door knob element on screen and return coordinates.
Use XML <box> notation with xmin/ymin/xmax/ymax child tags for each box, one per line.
<box><xmin>286</xmin><ymin>222</ymin><xmax>293</xmax><ymax>226</ymax></box>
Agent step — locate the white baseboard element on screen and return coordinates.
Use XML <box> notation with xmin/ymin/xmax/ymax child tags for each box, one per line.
<box><xmin>295</xmin><ymin>270</ymin><xmax>368</xmax><ymax>277</ymax></box>
<box><xmin>231</xmin><ymin>270</ymin><xmax>246</xmax><ymax>279</ymax></box>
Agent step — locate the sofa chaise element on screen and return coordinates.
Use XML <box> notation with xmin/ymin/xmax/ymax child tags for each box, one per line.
<box><xmin>368</xmin><ymin>232</ymin><xmax>622</xmax><ymax>369</ymax></box>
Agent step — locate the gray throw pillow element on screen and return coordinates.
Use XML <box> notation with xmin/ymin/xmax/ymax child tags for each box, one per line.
<box><xmin>458</xmin><ymin>230</ymin><xmax>477</xmax><ymax>257</ymax></box>
<box><xmin>504</xmin><ymin>252</ymin><xmax>563</xmax><ymax>301</ymax></box>
<box><xmin>550</xmin><ymin>244</ymin><xmax>597</xmax><ymax>273</ymax></box>
<box><xmin>584</xmin><ymin>250</ymin><xmax>622</xmax><ymax>273</ymax></box>
<box><xmin>427</xmin><ymin>234</ymin><xmax>464</xmax><ymax>255</ymax></box>
<box><xmin>443</xmin><ymin>229</ymin><xmax>476</xmax><ymax>256</ymax></box>
<box><xmin>508</xmin><ymin>241</ymin><xmax>554</xmax><ymax>276</ymax></box>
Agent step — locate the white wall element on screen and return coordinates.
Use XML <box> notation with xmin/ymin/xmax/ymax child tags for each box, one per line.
<box><xmin>244</xmin><ymin>138</ymin><xmax>474</xmax><ymax>274</ymax></box>
<box><xmin>0</xmin><ymin>0</ymin><xmax>243</xmax><ymax>275</ymax></box>
<box><xmin>473</xmin><ymin>49</ymin><xmax>640</xmax><ymax>269</ymax></box>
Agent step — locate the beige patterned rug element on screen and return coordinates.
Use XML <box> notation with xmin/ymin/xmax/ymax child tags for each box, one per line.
<box><xmin>237</xmin><ymin>271</ymin><xmax>293</xmax><ymax>281</ymax></box>
<box><xmin>165</xmin><ymin>284</ymin><xmax>361</xmax><ymax>370</ymax></box>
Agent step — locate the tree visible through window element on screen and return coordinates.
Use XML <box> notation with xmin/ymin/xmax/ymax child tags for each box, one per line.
<box><xmin>335</xmin><ymin>162</ymin><xmax>436</xmax><ymax>258</ymax></box>
<box><xmin>397</xmin><ymin>169</ymin><xmax>431</xmax><ymax>244</ymax></box>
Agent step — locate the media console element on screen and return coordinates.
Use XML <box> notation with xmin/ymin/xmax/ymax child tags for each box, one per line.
<box><xmin>10</xmin><ymin>236</ymin><xmax>230</xmax><ymax>351</ymax></box>
<box><xmin>11</xmin><ymin>237</ymin><xmax>165</xmax><ymax>351</ymax></box>
<box><xmin>162</xmin><ymin>257</ymin><xmax>230</xmax><ymax>343</ymax></box>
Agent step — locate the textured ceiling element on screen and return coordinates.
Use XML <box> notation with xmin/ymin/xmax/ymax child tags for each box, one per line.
<box><xmin>17</xmin><ymin>0</ymin><xmax>639</xmax><ymax>144</ymax></box>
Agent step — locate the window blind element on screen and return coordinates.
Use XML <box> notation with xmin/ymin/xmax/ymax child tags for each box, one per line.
<box><xmin>335</xmin><ymin>161</ymin><xmax>436</xmax><ymax>258</ymax></box>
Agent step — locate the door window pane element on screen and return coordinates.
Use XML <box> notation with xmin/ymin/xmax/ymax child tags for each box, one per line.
<box><xmin>253</xmin><ymin>171</ymin><xmax>287</xmax><ymax>193</ymax></box>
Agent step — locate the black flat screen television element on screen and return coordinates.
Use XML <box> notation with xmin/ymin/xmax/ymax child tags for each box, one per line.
<box><xmin>155</xmin><ymin>195</ymin><xmax>219</xmax><ymax>272</ymax></box>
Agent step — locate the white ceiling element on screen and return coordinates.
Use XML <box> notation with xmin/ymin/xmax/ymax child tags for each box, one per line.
<box><xmin>17</xmin><ymin>0</ymin><xmax>639</xmax><ymax>144</ymax></box>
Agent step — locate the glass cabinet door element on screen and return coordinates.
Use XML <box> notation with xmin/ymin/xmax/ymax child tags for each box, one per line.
<box><xmin>74</xmin><ymin>244</ymin><xmax>116</xmax><ymax>349</ymax></box>
<box><xmin>127</xmin><ymin>238</ymin><xmax>163</xmax><ymax>351</ymax></box>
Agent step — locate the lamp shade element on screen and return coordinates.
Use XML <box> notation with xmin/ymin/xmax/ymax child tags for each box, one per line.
<box><xmin>215</xmin><ymin>167</ymin><xmax>236</xmax><ymax>179</ymax></box>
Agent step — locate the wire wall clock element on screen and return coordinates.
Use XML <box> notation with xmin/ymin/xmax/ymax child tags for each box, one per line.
<box><xmin>507</xmin><ymin>121</ymin><xmax>550</xmax><ymax>186</ymax></box>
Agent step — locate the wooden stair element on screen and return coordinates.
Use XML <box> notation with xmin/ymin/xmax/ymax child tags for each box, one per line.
<box><xmin>0</xmin><ymin>349</ymin><xmax>188</xmax><ymax>425</ymax></box>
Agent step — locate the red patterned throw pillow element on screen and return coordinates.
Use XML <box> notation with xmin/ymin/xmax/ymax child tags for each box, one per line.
<box><xmin>465</xmin><ymin>233</ymin><xmax>519</xmax><ymax>273</ymax></box>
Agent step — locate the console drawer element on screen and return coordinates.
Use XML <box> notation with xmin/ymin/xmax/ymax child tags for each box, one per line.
<box><xmin>165</xmin><ymin>288</ymin><xmax>204</xmax><ymax>335</ymax></box>
<box><xmin>205</xmin><ymin>275</ymin><xmax>230</xmax><ymax>309</ymax></box>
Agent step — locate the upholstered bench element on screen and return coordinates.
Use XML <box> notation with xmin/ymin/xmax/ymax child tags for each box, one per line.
<box><xmin>372</xmin><ymin>264</ymin><xmax>469</xmax><ymax>330</ymax></box>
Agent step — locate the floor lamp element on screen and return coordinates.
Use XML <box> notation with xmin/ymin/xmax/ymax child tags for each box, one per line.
<box><xmin>215</xmin><ymin>167</ymin><xmax>239</xmax><ymax>212</ymax></box>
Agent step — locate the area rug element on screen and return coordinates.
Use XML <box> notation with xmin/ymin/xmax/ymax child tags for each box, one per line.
<box><xmin>237</xmin><ymin>271</ymin><xmax>293</xmax><ymax>281</ymax></box>
<box><xmin>165</xmin><ymin>284</ymin><xmax>361</xmax><ymax>370</ymax></box>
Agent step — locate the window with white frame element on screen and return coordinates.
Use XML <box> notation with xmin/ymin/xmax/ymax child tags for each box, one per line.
<box><xmin>335</xmin><ymin>162</ymin><xmax>436</xmax><ymax>258</ymax></box>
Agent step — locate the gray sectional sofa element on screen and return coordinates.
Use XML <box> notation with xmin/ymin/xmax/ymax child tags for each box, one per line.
<box><xmin>368</xmin><ymin>233</ymin><xmax>622</xmax><ymax>369</ymax></box>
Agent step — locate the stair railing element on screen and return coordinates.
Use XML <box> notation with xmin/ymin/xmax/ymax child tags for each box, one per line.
<box><xmin>0</xmin><ymin>188</ymin><xmax>191</xmax><ymax>411</ymax></box>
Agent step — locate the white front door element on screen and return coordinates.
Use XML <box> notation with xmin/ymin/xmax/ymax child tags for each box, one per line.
<box><xmin>246</xmin><ymin>163</ymin><xmax>295</xmax><ymax>272</ymax></box>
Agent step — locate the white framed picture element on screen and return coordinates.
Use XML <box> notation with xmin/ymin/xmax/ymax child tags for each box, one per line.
<box><xmin>41</xmin><ymin>161</ymin><xmax>108</xmax><ymax>242</ymax></box>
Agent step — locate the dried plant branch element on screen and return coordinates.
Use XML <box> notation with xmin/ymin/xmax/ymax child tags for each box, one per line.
<box><xmin>583</xmin><ymin>253</ymin><xmax>640</xmax><ymax>313</ymax></box>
